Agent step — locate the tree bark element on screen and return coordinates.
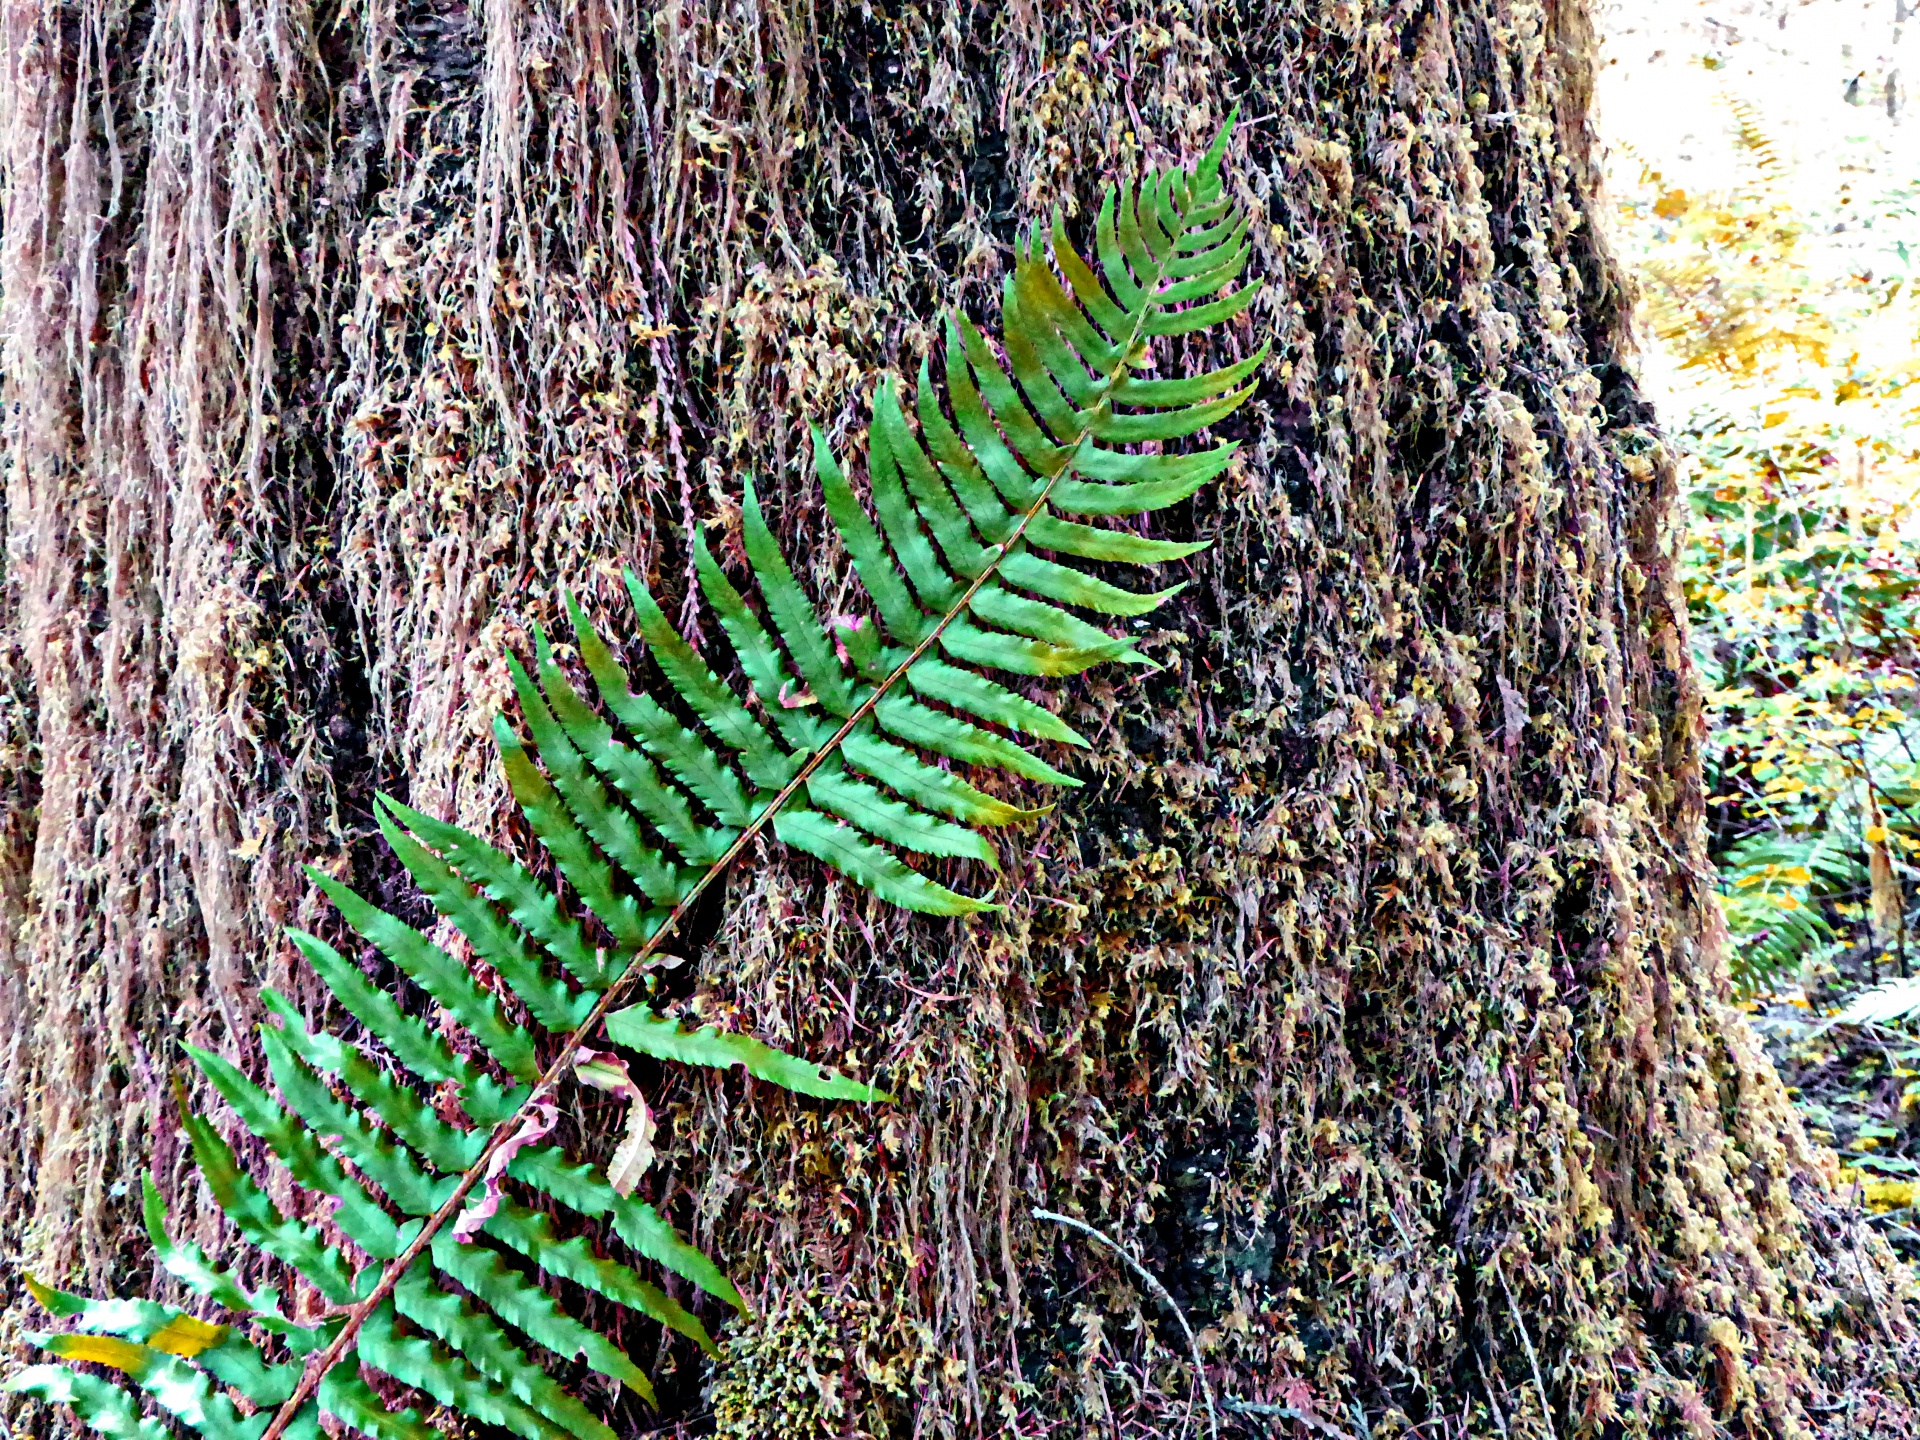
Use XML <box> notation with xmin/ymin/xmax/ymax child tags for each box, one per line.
<box><xmin>2</xmin><ymin>0</ymin><xmax>1913</xmax><ymax>1435</ymax></box>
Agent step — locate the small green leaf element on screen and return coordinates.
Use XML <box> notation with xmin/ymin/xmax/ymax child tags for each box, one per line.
<box><xmin>1174</xmin><ymin>200</ymin><xmax>1238</xmax><ymax>249</ymax></box>
<box><xmin>1000</xmin><ymin>285</ymin><xmax>1090</xmax><ymax>440</ymax></box>
<box><xmin>390</xmin><ymin>1268</ymin><xmax>619</xmax><ymax>1440</ymax></box>
<box><xmin>919</xmin><ymin>346</ymin><xmax>1045</xmax><ymax>519</ymax></box>
<box><xmin>494</xmin><ymin>675</ymin><xmax>666</xmax><ymax>938</ymax></box>
<box><xmin>952</xmin><ymin>315</ymin><xmax>1070</xmax><ymax>484</ymax></box>
<box><xmin>617</xmin><ymin>571</ymin><xmax>788</xmax><ymax>784</ymax></box>
<box><xmin>1094</xmin><ymin>186</ymin><xmax>1147</xmax><ymax>309</ymax></box>
<box><xmin>693</xmin><ymin>533</ymin><xmax>822</xmax><ymax>754</ymax></box>
<box><xmin>185</xmin><ymin>1044</ymin><xmax>403</xmax><ymax>1262</ymax></box>
<box><xmin>774</xmin><ymin>806</ymin><xmax>996</xmax><ymax>915</ymax></box>
<box><xmin>1115</xmin><ymin>176</ymin><xmax>1164</xmax><ymax>281</ymax></box>
<box><xmin>579</xmin><ymin>586</ymin><xmax>758</xmax><ymax>826</ymax></box>
<box><xmin>1020</xmin><ymin>224</ymin><xmax>1122</xmax><ymax>376</ymax></box>
<box><xmin>841</xmin><ymin>727</ymin><xmax>1045</xmax><ymax>827</ymax></box>
<box><xmin>1194</xmin><ymin>104</ymin><xmax>1239</xmax><ymax>189</ymax></box>
<box><xmin>807</xmin><ymin>761</ymin><xmax>998</xmax><ymax>865</ymax></box>
<box><xmin>997</xmin><ymin>549</ymin><xmax>1182</xmax><ymax>617</ymax></box>
<box><xmin>6</xmin><ymin>1365</ymin><xmax>174</xmax><ymax>1440</ymax></box>
<box><xmin>1024</xmin><ymin>512</ymin><xmax>1210</xmax><ymax>565</ymax></box>
<box><xmin>742</xmin><ymin>475</ymin><xmax>857</xmax><ymax>716</ymax></box>
<box><xmin>1088</xmin><ymin>383</ymin><xmax>1254</xmax><ymax>444</ymax></box>
<box><xmin>562</xmin><ymin>596</ymin><xmax>736</xmax><ymax>866</ymax></box>
<box><xmin>608</xmin><ymin>1192</ymin><xmax>750</xmax><ymax>1317</ymax></box>
<box><xmin>498</xmin><ymin>1146</ymin><xmax>746</xmax><ymax>1315</ymax></box>
<box><xmin>907</xmin><ymin>656</ymin><xmax>1088</xmax><ymax>744</ymax></box>
<box><xmin>873</xmin><ymin>691</ymin><xmax>1082</xmax><ymax>787</ymax></box>
<box><xmin>285</xmin><ymin>930</ymin><xmax>499</xmax><ymax>1098</ymax></box>
<box><xmin>262</xmin><ymin>993</ymin><xmax>488</xmax><ymax>1174</ymax></box>
<box><xmin>357</xmin><ymin>1304</ymin><xmax>567</xmax><ymax>1440</ymax></box>
<box><xmin>1110</xmin><ymin>344</ymin><xmax>1266</xmax><ymax>406</ymax></box>
<box><xmin>1165</xmin><ymin>213</ymin><xmax>1250</xmax><ymax>279</ymax></box>
<box><xmin>814</xmin><ymin>433</ymin><xmax>932</xmax><ymax>647</ymax></box>
<box><xmin>607</xmin><ymin>1002</ymin><xmax>894</xmax><ymax>1101</ymax></box>
<box><xmin>318</xmin><ymin>1367</ymin><xmax>437</xmax><ymax>1440</ymax></box>
<box><xmin>967</xmin><ymin>585</ymin><xmax>1143</xmax><ymax>665</ymax></box>
<box><xmin>1144</xmin><ymin>280</ymin><xmax>1260</xmax><ymax>336</ymax></box>
<box><xmin>258</xmin><ymin>1011</ymin><xmax>450</xmax><ymax>1216</ymax></box>
<box><xmin>866</xmin><ymin>402</ymin><xmax>965</xmax><ymax>612</ymax></box>
<box><xmin>374</xmin><ymin>799</ymin><xmax>592</xmax><ymax>1032</ymax></box>
<box><xmin>1050</xmin><ymin>440</ymin><xmax>1236</xmax><ymax>516</ymax></box>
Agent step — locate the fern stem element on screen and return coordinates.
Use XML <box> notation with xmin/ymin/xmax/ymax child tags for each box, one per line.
<box><xmin>262</xmin><ymin>227</ymin><xmax>1184</xmax><ymax>1440</ymax></box>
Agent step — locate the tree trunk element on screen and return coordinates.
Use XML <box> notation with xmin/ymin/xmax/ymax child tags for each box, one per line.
<box><xmin>2</xmin><ymin>0</ymin><xmax>1913</xmax><ymax>1434</ymax></box>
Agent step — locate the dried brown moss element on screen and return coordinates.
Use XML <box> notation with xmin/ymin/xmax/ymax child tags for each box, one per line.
<box><xmin>3</xmin><ymin>0</ymin><xmax>1916</xmax><ymax>1436</ymax></box>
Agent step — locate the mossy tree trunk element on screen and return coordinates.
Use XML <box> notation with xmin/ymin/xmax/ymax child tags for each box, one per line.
<box><xmin>2</xmin><ymin>0</ymin><xmax>1913</xmax><ymax>1434</ymax></box>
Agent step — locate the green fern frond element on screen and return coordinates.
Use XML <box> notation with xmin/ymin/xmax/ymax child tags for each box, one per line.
<box><xmin>15</xmin><ymin>114</ymin><xmax>1263</xmax><ymax>1440</ymax></box>
<box><xmin>1718</xmin><ymin>828</ymin><xmax>1863</xmax><ymax>989</ymax></box>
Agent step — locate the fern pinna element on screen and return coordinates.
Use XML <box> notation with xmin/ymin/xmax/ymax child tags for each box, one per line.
<box><xmin>10</xmin><ymin>117</ymin><xmax>1263</xmax><ymax>1440</ymax></box>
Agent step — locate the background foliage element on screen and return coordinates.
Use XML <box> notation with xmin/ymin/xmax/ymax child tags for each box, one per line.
<box><xmin>1607</xmin><ymin>44</ymin><xmax>1920</xmax><ymax>1246</ymax></box>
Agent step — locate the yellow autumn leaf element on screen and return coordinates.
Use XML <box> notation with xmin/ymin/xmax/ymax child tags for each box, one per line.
<box><xmin>1653</xmin><ymin>188</ymin><xmax>1692</xmax><ymax>219</ymax></box>
<box><xmin>40</xmin><ymin>1334</ymin><xmax>154</xmax><ymax>1375</ymax></box>
<box><xmin>145</xmin><ymin>1313</ymin><xmax>230</xmax><ymax>1357</ymax></box>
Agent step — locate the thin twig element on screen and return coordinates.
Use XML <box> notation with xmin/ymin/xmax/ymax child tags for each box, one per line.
<box><xmin>1491</xmin><ymin>1256</ymin><xmax>1557</xmax><ymax>1440</ymax></box>
<box><xmin>1847</xmin><ymin>1214</ymin><xmax>1910</xmax><ymax>1361</ymax></box>
<box><xmin>1471</xmin><ymin>1346</ymin><xmax>1510</xmax><ymax>1439</ymax></box>
<box><xmin>1033</xmin><ymin>1208</ymin><xmax>1218</xmax><ymax>1440</ymax></box>
<box><xmin>1220</xmin><ymin>1397</ymin><xmax>1359</xmax><ymax>1439</ymax></box>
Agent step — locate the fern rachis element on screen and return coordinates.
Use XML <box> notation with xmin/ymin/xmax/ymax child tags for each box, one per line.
<box><xmin>11</xmin><ymin>115</ymin><xmax>1264</xmax><ymax>1440</ymax></box>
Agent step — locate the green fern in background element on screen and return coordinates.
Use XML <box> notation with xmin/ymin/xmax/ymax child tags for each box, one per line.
<box><xmin>1717</xmin><ymin>829</ymin><xmax>1864</xmax><ymax>989</ymax></box>
<box><xmin>10</xmin><ymin>119</ymin><xmax>1263</xmax><ymax>1440</ymax></box>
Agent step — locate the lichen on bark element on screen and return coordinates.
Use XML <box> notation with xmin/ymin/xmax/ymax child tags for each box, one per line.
<box><xmin>2</xmin><ymin>0</ymin><xmax>1915</xmax><ymax>1436</ymax></box>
